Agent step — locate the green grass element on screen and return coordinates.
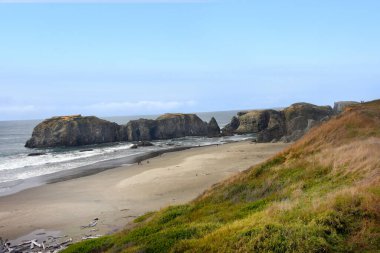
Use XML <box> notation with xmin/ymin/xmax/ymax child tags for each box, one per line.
<box><xmin>63</xmin><ymin>100</ymin><xmax>380</xmax><ymax>253</ymax></box>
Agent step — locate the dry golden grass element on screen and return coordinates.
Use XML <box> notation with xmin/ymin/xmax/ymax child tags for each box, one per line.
<box><xmin>156</xmin><ymin>113</ymin><xmax>190</xmax><ymax>120</ymax></box>
<box><xmin>309</xmin><ymin>137</ymin><xmax>380</xmax><ymax>176</ymax></box>
<box><xmin>291</xmin><ymin>100</ymin><xmax>380</xmax><ymax>154</ymax></box>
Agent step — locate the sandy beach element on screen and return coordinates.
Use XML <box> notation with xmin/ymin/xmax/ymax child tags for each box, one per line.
<box><xmin>0</xmin><ymin>141</ymin><xmax>288</xmax><ymax>242</ymax></box>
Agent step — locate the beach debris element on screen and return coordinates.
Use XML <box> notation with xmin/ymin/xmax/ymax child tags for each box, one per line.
<box><xmin>47</xmin><ymin>235</ymin><xmax>67</xmax><ymax>240</ymax></box>
<box><xmin>30</xmin><ymin>240</ymin><xmax>42</xmax><ymax>249</ymax></box>
<box><xmin>81</xmin><ymin>218</ymin><xmax>99</xmax><ymax>229</ymax></box>
<box><xmin>81</xmin><ymin>235</ymin><xmax>102</xmax><ymax>240</ymax></box>
<box><xmin>0</xmin><ymin>236</ymin><xmax>73</xmax><ymax>253</ymax></box>
<box><xmin>0</xmin><ymin>238</ymin><xmax>12</xmax><ymax>253</ymax></box>
<box><xmin>1</xmin><ymin>240</ymin><xmax>13</xmax><ymax>253</ymax></box>
<box><xmin>48</xmin><ymin>238</ymin><xmax>73</xmax><ymax>252</ymax></box>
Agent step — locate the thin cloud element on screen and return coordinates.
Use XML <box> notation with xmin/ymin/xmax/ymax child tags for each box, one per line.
<box><xmin>0</xmin><ymin>105</ymin><xmax>37</xmax><ymax>113</ymax></box>
<box><xmin>86</xmin><ymin>100</ymin><xmax>197</xmax><ymax>111</ymax></box>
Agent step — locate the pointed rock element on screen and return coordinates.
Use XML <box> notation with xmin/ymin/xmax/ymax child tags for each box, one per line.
<box><xmin>207</xmin><ymin>117</ymin><xmax>220</xmax><ymax>137</ymax></box>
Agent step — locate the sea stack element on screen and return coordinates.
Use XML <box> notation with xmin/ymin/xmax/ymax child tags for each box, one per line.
<box><xmin>25</xmin><ymin>115</ymin><xmax>122</xmax><ymax>148</ymax></box>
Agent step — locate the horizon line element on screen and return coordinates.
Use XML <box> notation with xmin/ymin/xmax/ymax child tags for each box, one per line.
<box><xmin>0</xmin><ymin>0</ymin><xmax>213</xmax><ymax>3</ymax></box>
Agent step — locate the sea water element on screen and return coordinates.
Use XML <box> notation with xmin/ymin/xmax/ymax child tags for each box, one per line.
<box><xmin>0</xmin><ymin>111</ymin><xmax>254</xmax><ymax>196</ymax></box>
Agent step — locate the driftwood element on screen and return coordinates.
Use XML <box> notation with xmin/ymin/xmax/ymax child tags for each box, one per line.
<box><xmin>0</xmin><ymin>236</ymin><xmax>73</xmax><ymax>253</ymax></box>
<box><xmin>30</xmin><ymin>239</ymin><xmax>42</xmax><ymax>249</ymax></box>
<box><xmin>1</xmin><ymin>218</ymin><xmax>102</xmax><ymax>252</ymax></box>
<box><xmin>81</xmin><ymin>218</ymin><xmax>99</xmax><ymax>229</ymax></box>
<box><xmin>81</xmin><ymin>235</ymin><xmax>102</xmax><ymax>240</ymax></box>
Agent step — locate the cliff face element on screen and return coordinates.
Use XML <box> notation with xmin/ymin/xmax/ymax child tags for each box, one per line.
<box><xmin>222</xmin><ymin>102</ymin><xmax>334</xmax><ymax>142</ymax></box>
<box><xmin>25</xmin><ymin>113</ymin><xmax>220</xmax><ymax>148</ymax></box>
<box><xmin>235</xmin><ymin>110</ymin><xmax>286</xmax><ymax>136</ymax></box>
<box><xmin>124</xmin><ymin>119</ymin><xmax>157</xmax><ymax>141</ymax></box>
<box><xmin>154</xmin><ymin>113</ymin><xmax>208</xmax><ymax>139</ymax></box>
<box><xmin>123</xmin><ymin>113</ymin><xmax>211</xmax><ymax>141</ymax></box>
<box><xmin>25</xmin><ymin>115</ymin><xmax>121</xmax><ymax>148</ymax></box>
<box><xmin>283</xmin><ymin>103</ymin><xmax>333</xmax><ymax>135</ymax></box>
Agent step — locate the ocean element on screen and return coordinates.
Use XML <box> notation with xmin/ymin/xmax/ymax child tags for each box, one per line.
<box><xmin>0</xmin><ymin>111</ymin><xmax>254</xmax><ymax>196</ymax></box>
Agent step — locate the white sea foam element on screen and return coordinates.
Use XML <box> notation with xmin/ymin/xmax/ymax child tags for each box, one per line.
<box><xmin>0</xmin><ymin>143</ymin><xmax>144</xmax><ymax>183</ymax></box>
<box><xmin>0</xmin><ymin>133</ymin><xmax>253</xmax><ymax>186</ymax></box>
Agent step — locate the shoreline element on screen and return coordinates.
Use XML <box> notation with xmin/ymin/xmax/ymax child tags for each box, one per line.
<box><xmin>0</xmin><ymin>146</ymin><xmax>194</xmax><ymax>197</ymax></box>
<box><xmin>0</xmin><ymin>140</ymin><xmax>289</xmax><ymax>244</ymax></box>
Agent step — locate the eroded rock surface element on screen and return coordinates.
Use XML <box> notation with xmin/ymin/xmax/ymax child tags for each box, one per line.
<box><xmin>222</xmin><ymin>102</ymin><xmax>334</xmax><ymax>142</ymax></box>
<box><xmin>26</xmin><ymin>114</ymin><xmax>221</xmax><ymax>148</ymax></box>
<box><xmin>25</xmin><ymin>115</ymin><xmax>121</xmax><ymax>148</ymax></box>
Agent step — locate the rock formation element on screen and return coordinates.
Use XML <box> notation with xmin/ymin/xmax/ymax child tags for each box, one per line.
<box><xmin>25</xmin><ymin>113</ymin><xmax>221</xmax><ymax>148</ymax></box>
<box><xmin>221</xmin><ymin>116</ymin><xmax>240</xmax><ymax>136</ymax></box>
<box><xmin>207</xmin><ymin>117</ymin><xmax>221</xmax><ymax>137</ymax></box>
<box><xmin>122</xmin><ymin>114</ymin><xmax>210</xmax><ymax>141</ymax></box>
<box><xmin>333</xmin><ymin>101</ymin><xmax>359</xmax><ymax>114</ymax></box>
<box><xmin>154</xmin><ymin>113</ymin><xmax>208</xmax><ymax>139</ymax></box>
<box><xmin>124</xmin><ymin>119</ymin><xmax>157</xmax><ymax>141</ymax></box>
<box><xmin>283</xmin><ymin>103</ymin><xmax>333</xmax><ymax>136</ymax></box>
<box><xmin>222</xmin><ymin>102</ymin><xmax>334</xmax><ymax>143</ymax></box>
<box><xmin>25</xmin><ymin>115</ymin><xmax>121</xmax><ymax>148</ymax></box>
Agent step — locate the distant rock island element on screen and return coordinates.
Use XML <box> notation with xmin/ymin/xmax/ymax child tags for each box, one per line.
<box><xmin>25</xmin><ymin>101</ymin><xmax>357</xmax><ymax>148</ymax></box>
<box><xmin>25</xmin><ymin>113</ymin><xmax>220</xmax><ymax>148</ymax></box>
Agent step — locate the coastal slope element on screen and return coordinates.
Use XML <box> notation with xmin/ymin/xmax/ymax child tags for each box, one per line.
<box><xmin>65</xmin><ymin>100</ymin><xmax>380</xmax><ymax>252</ymax></box>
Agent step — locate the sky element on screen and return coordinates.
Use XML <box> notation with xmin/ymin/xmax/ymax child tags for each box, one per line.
<box><xmin>0</xmin><ymin>0</ymin><xmax>379</xmax><ymax>120</ymax></box>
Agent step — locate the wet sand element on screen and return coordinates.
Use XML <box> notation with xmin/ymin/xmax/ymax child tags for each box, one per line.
<box><xmin>0</xmin><ymin>141</ymin><xmax>288</xmax><ymax>242</ymax></box>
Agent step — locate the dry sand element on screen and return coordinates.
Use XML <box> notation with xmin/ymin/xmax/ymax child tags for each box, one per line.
<box><xmin>0</xmin><ymin>141</ymin><xmax>288</xmax><ymax>241</ymax></box>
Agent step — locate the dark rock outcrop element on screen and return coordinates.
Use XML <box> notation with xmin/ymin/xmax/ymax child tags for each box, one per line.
<box><xmin>25</xmin><ymin>115</ymin><xmax>121</xmax><ymax>148</ymax></box>
<box><xmin>221</xmin><ymin>116</ymin><xmax>240</xmax><ymax>136</ymax></box>
<box><xmin>124</xmin><ymin>119</ymin><xmax>156</xmax><ymax>141</ymax></box>
<box><xmin>222</xmin><ymin>102</ymin><xmax>333</xmax><ymax>143</ymax></box>
<box><xmin>123</xmin><ymin>113</ymin><xmax>211</xmax><ymax>141</ymax></box>
<box><xmin>79</xmin><ymin>149</ymin><xmax>93</xmax><ymax>152</ymax></box>
<box><xmin>153</xmin><ymin>113</ymin><xmax>208</xmax><ymax>139</ymax></box>
<box><xmin>235</xmin><ymin>110</ymin><xmax>286</xmax><ymax>135</ymax></box>
<box><xmin>207</xmin><ymin>117</ymin><xmax>221</xmax><ymax>137</ymax></box>
<box><xmin>283</xmin><ymin>103</ymin><xmax>332</xmax><ymax>135</ymax></box>
<box><xmin>26</xmin><ymin>113</ymin><xmax>221</xmax><ymax>148</ymax></box>
<box><xmin>239</xmin><ymin>110</ymin><xmax>286</xmax><ymax>143</ymax></box>
<box><xmin>27</xmin><ymin>152</ymin><xmax>47</xmax><ymax>156</ymax></box>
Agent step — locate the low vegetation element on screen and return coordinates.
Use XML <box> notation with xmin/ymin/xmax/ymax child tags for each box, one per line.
<box><xmin>64</xmin><ymin>100</ymin><xmax>380</xmax><ymax>253</ymax></box>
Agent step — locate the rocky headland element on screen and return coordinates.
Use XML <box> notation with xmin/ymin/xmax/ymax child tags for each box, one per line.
<box><xmin>222</xmin><ymin>102</ymin><xmax>334</xmax><ymax>142</ymax></box>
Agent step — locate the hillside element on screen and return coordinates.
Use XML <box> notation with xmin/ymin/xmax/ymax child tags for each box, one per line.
<box><xmin>64</xmin><ymin>100</ymin><xmax>380</xmax><ymax>253</ymax></box>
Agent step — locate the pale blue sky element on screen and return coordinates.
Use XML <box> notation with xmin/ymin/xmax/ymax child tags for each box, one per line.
<box><xmin>0</xmin><ymin>0</ymin><xmax>379</xmax><ymax>120</ymax></box>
